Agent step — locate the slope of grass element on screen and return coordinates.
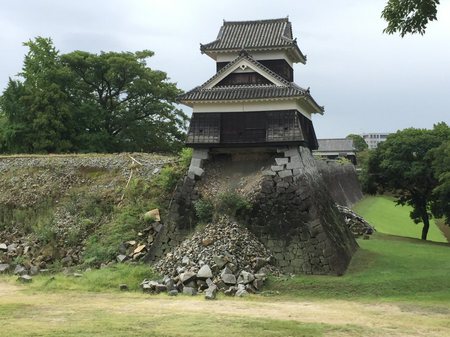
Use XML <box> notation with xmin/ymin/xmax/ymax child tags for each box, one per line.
<box><xmin>353</xmin><ymin>195</ymin><xmax>447</xmax><ymax>242</ymax></box>
<box><xmin>268</xmin><ymin>233</ymin><xmax>450</xmax><ymax>303</ymax></box>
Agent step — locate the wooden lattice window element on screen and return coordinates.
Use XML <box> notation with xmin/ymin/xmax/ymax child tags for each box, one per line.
<box><xmin>187</xmin><ymin>113</ymin><xmax>220</xmax><ymax>144</ymax></box>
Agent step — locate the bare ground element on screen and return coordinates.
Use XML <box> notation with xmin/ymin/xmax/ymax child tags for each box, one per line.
<box><xmin>1</xmin><ymin>282</ymin><xmax>449</xmax><ymax>337</ymax></box>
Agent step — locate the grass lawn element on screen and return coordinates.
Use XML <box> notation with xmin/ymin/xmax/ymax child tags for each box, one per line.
<box><xmin>268</xmin><ymin>232</ymin><xmax>450</xmax><ymax>303</ymax></box>
<box><xmin>353</xmin><ymin>195</ymin><xmax>447</xmax><ymax>242</ymax></box>
<box><xmin>1</xmin><ymin>233</ymin><xmax>450</xmax><ymax>336</ymax></box>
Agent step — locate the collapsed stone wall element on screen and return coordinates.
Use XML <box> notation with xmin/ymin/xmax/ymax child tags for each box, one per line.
<box><xmin>316</xmin><ymin>160</ymin><xmax>363</xmax><ymax>206</ymax></box>
<box><xmin>149</xmin><ymin>146</ymin><xmax>358</xmax><ymax>276</ymax></box>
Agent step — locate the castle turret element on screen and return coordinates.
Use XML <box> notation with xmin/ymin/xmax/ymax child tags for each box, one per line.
<box><xmin>179</xmin><ymin>18</ymin><xmax>323</xmax><ymax>151</ymax></box>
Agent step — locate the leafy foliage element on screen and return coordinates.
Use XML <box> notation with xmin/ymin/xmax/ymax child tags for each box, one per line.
<box><xmin>382</xmin><ymin>0</ymin><xmax>440</xmax><ymax>37</ymax></box>
<box><xmin>346</xmin><ymin>134</ymin><xmax>368</xmax><ymax>152</ymax></box>
<box><xmin>367</xmin><ymin>123</ymin><xmax>450</xmax><ymax>239</ymax></box>
<box><xmin>193</xmin><ymin>198</ymin><xmax>214</xmax><ymax>223</ymax></box>
<box><xmin>216</xmin><ymin>191</ymin><xmax>252</xmax><ymax>218</ymax></box>
<box><xmin>0</xmin><ymin>37</ymin><xmax>187</xmax><ymax>154</ymax></box>
<box><xmin>430</xmin><ymin>140</ymin><xmax>450</xmax><ymax>224</ymax></box>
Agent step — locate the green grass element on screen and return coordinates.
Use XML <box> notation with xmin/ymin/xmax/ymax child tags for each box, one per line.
<box><xmin>353</xmin><ymin>195</ymin><xmax>447</xmax><ymax>242</ymax></box>
<box><xmin>268</xmin><ymin>233</ymin><xmax>450</xmax><ymax>303</ymax></box>
<box><xmin>0</xmin><ymin>305</ymin><xmax>365</xmax><ymax>337</ymax></box>
<box><xmin>17</xmin><ymin>263</ymin><xmax>159</xmax><ymax>292</ymax></box>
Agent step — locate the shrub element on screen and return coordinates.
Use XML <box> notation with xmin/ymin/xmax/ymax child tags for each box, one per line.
<box><xmin>216</xmin><ymin>191</ymin><xmax>252</xmax><ymax>218</ymax></box>
<box><xmin>194</xmin><ymin>198</ymin><xmax>214</xmax><ymax>223</ymax></box>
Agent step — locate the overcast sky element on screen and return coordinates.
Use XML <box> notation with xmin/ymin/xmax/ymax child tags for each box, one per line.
<box><xmin>1</xmin><ymin>0</ymin><xmax>449</xmax><ymax>138</ymax></box>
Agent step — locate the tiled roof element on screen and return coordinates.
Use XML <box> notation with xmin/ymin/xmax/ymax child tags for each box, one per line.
<box><xmin>316</xmin><ymin>139</ymin><xmax>356</xmax><ymax>152</ymax></box>
<box><xmin>200</xmin><ymin>18</ymin><xmax>305</xmax><ymax>62</ymax></box>
<box><xmin>178</xmin><ymin>52</ymin><xmax>323</xmax><ymax>113</ymax></box>
<box><xmin>180</xmin><ymin>84</ymin><xmax>307</xmax><ymax>101</ymax></box>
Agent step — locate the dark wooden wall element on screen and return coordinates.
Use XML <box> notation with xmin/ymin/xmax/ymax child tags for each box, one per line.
<box><xmin>186</xmin><ymin>110</ymin><xmax>318</xmax><ymax>149</ymax></box>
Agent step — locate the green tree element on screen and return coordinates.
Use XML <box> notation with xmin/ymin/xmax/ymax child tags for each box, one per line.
<box><xmin>367</xmin><ymin>123</ymin><xmax>450</xmax><ymax>240</ymax></box>
<box><xmin>346</xmin><ymin>134</ymin><xmax>368</xmax><ymax>152</ymax></box>
<box><xmin>430</xmin><ymin>140</ymin><xmax>450</xmax><ymax>224</ymax></box>
<box><xmin>61</xmin><ymin>50</ymin><xmax>187</xmax><ymax>152</ymax></box>
<box><xmin>0</xmin><ymin>37</ymin><xmax>187</xmax><ymax>154</ymax></box>
<box><xmin>0</xmin><ymin>37</ymin><xmax>75</xmax><ymax>152</ymax></box>
<box><xmin>382</xmin><ymin>0</ymin><xmax>440</xmax><ymax>37</ymax></box>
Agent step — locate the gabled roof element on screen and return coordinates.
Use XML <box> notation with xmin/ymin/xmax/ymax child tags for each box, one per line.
<box><xmin>316</xmin><ymin>139</ymin><xmax>356</xmax><ymax>153</ymax></box>
<box><xmin>201</xmin><ymin>50</ymin><xmax>290</xmax><ymax>88</ymax></box>
<box><xmin>178</xmin><ymin>52</ymin><xmax>324</xmax><ymax>114</ymax></box>
<box><xmin>200</xmin><ymin>18</ymin><xmax>306</xmax><ymax>64</ymax></box>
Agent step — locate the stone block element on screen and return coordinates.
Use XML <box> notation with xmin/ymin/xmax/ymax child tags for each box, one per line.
<box><xmin>192</xmin><ymin>148</ymin><xmax>209</xmax><ymax>160</ymax></box>
<box><xmin>275</xmin><ymin>158</ymin><xmax>289</xmax><ymax>166</ymax></box>
<box><xmin>284</xmin><ymin>148</ymin><xmax>300</xmax><ymax>158</ymax></box>
<box><xmin>278</xmin><ymin>169</ymin><xmax>293</xmax><ymax>178</ymax></box>
<box><xmin>271</xmin><ymin>165</ymin><xmax>284</xmax><ymax>172</ymax></box>
<box><xmin>190</xmin><ymin>158</ymin><xmax>202</xmax><ymax>168</ymax></box>
<box><xmin>262</xmin><ymin>170</ymin><xmax>276</xmax><ymax>176</ymax></box>
<box><xmin>286</xmin><ymin>162</ymin><xmax>301</xmax><ymax>170</ymax></box>
<box><xmin>188</xmin><ymin>165</ymin><xmax>204</xmax><ymax>177</ymax></box>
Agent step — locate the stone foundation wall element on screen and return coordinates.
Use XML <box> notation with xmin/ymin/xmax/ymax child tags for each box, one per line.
<box><xmin>147</xmin><ymin>146</ymin><xmax>358</xmax><ymax>275</ymax></box>
<box><xmin>247</xmin><ymin>146</ymin><xmax>357</xmax><ymax>275</ymax></box>
<box><xmin>316</xmin><ymin>160</ymin><xmax>363</xmax><ymax>206</ymax></box>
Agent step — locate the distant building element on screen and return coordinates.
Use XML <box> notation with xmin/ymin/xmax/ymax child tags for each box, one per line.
<box><xmin>314</xmin><ymin>138</ymin><xmax>356</xmax><ymax>165</ymax></box>
<box><xmin>361</xmin><ymin>133</ymin><xmax>390</xmax><ymax>149</ymax></box>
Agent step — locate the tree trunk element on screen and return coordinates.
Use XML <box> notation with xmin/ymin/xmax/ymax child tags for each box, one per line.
<box><xmin>421</xmin><ymin>212</ymin><xmax>430</xmax><ymax>240</ymax></box>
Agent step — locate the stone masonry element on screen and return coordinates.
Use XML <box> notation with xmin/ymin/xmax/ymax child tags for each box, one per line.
<box><xmin>147</xmin><ymin>146</ymin><xmax>358</xmax><ymax>275</ymax></box>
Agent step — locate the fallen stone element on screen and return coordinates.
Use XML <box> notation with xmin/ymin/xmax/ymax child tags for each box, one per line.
<box><xmin>116</xmin><ymin>254</ymin><xmax>127</xmax><ymax>263</ymax></box>
<box><xmin>168</xmin><ymin>289</ymin><xmax>179</xmax><ymax>296</ymax></box>
<box><xmin>7</xmin><ymin>244</ymin><xmax>17</xmax><ymax>253</ymax></box>
<box><xmin>224</xmin><ymin>286</ymin><xmax>237</xmax><ymax>296</ymax></box>
<box><xmin>221</xmin><ymin>273</ymin><xmax>236</xmax><ymax>285</ymax></box>
<box><xmin>182</xmin><ymin>286</ymin><xmax>197</xmax><ymax>296</ymax></box>
<box><xmin>235</xmin><ymin>284</ymin><xmax>248</xmax><ymax>297</ymax></box>
<box><xmin>237</xmin><ymin>271</ymin><xmax>255</xmax><ymax>285</ymax></box>
<box><xmin>213</xmin><ymin>255</ymin><xmax>228</xmax><ymax>268</ymax></box>
<box><xmin>0</xmin><ymin>243</ymin><xmax>7</xmax><ymax>251</ymax></box>
<box><xmin>204</xmin><ymin>285</ymin><xmax>217</xmax><ymax>300</ymax></box>
<box><xmin>13</xmin><ymin>265</ymin><xmax>26</xmax><ymax>275</ymax></box>
<box><xmin>133</xmin><ymin>244</ymin><xmax>146</xmax><ymax>254</ymax></box>
<box><xmin>144</xmin><ymin>208</ymin><xmax>161</xmax><ymax>222</ymax></box>
<box><xmin>201</xmin><ymin>238</ymin><xmax>214</xmax><ymax>246</ymax></box>
<box><xmin>180</xmin><ymin>271</ymin><xmax>196</xmax><ymax>284</ymax></box>
<box><xmin>17</xmin><ymin>275</ymin><xmax>32</xmax><ymax>283</ymax></box>
<box><xmin>73</xmin><ymin>273</ymin><xmax>83</xmax><ymax>277</ymax></box>
<box><xmin>181</xmin><ymin>256</ymin><xmax>190</xmax><ymax>265</ymax></box>
<box><xmin>197</xmin><ymin>265</ymin><xmax>213</xmax><ymax>279</ymax></box>
<box><xmin>0</xmin><ymin>264</ymin><xmax>10</xmax><ymax>273</ymax></box>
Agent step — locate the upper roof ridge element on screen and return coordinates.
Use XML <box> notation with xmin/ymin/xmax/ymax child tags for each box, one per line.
<box><xmin>222</xmin><ymin>17</ymin><xmax>289</xmax><ymax>25</ymax></box>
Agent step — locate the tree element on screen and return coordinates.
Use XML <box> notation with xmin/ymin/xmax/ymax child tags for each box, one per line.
<box><xmin>430</xmin><ymin>140</ymin><xmax>450</xmax><ymax>224</ymax></box>
<box><xmin>0</xmin><ymin>37</ymin><xmax>75</xmax><ymax>152</ymax></box>
<box><xmin>60</xmin><ymin>50</ymin><xmax>187</xmax><ymax>152</ymax></box>
<box><xmin>382</xmin><ymin>0</ymin><xmax>440</xmax><ymax>37</ymax></box>
<box><xmin>0</xmin><ymin>37</ymin><xmax>187</xmax><ymax>154</ymax></box>
<box><xmin>367</xmin><ymin>123</ymin><xmax>450</xmax><ymax>240</ymax></box>
<box><xmin>346</xmin><ymin>134</ymin><xmax>368</xmax><ymax>152</ymax></box>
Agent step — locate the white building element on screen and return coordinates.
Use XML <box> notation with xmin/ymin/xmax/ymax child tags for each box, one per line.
<box><xmin>361</xmin><ymin>133</ymin><xmax>390</xmax><ymax>149</ymax></box>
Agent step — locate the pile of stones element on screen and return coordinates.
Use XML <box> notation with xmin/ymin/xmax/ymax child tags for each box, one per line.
<box><xmin>142</xmin><ymin>216</ymin><xmax>277</xmax><ymax>299</ymax></box>
<box><xmin>336</xmin><ymin>205</ymin><xmax>375</xmax><ymax>237</ymax></box>
<box><xmin>116</xmin><ymin>221</ymin><xmax>162</xmax><ymax>263</ymax></box>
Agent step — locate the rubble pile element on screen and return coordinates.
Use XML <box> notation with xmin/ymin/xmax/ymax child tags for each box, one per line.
<box><xmin>142</xmin><ymin>216</ymin><xmax>278</xmax><ymax>299</ymax></box>
<box><xmin>336</xmin><ymin>205</ymin><xmax>375</xmax><ymax>237</ymax></box>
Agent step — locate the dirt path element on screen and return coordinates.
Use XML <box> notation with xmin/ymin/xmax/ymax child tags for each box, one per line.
<box><xmin>1</xmin><ymin>282</ymin><xmax>449</xmax><ymax>337</ymax></box>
